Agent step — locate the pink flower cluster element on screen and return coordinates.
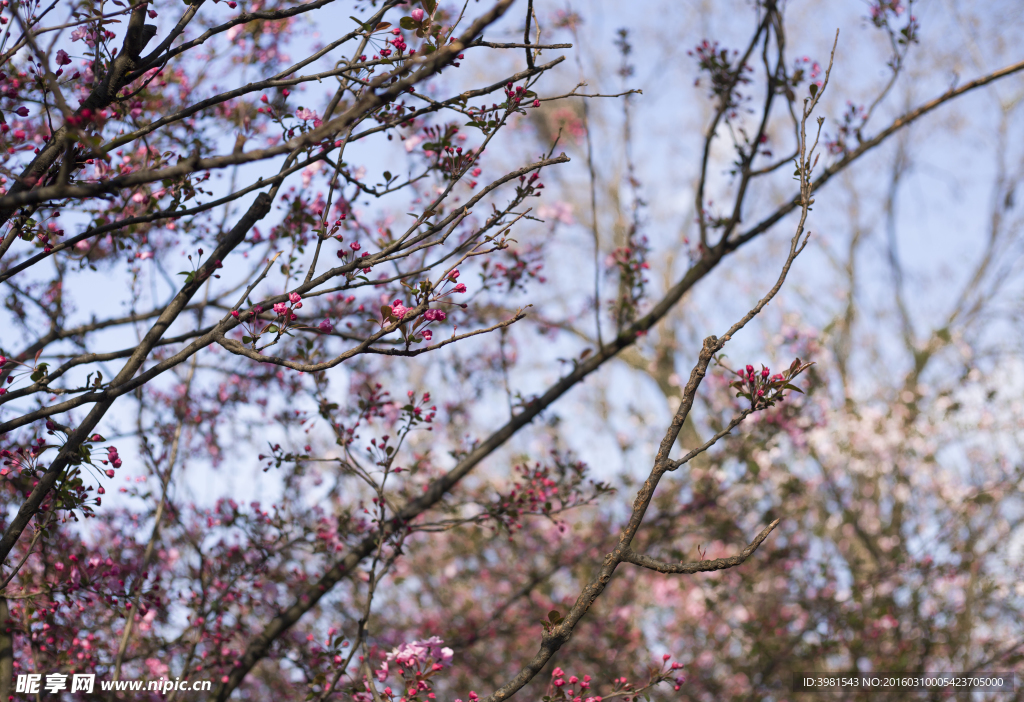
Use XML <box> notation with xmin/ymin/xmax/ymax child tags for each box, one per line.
<box><xmin>101</xmin><ymin>444</ymin><xmax>122</xmax><ymax>477</ymax></box>
<box><xmin>390</xmin><ymin>300</ymin><xmax>409</xmax><ymax>320</ymax></box>
<box><xmin>384</xmin><ymin>636</ymin><xmax>453</xmax><ymax>669</ymax></box>
<box><xmin>273</xmin><ymin>292</ymin><xmax>303</xmax><ymax>319</ymax></box>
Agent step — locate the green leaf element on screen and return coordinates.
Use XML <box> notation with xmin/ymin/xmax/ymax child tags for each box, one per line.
<box><xmin>400</xmin><ymin>16</ymin><xmax>419</xmax><ymax>30</ymax></box>
<box><xmin>381</xmin><ymin>305</ymin><xmax>395</xmax><ymax>321</ymax></box>
<box><xmin>783</xmin><ymin>383</ymin><xmax>804</xmax><ymax>393</ymax></box>
<box><xmin>420</xmin><ymin>0</ymin><xmax>436</xmax><ymax>14</ymax></box>
<box><xmin>383</xmin><ymin>170</ymin><xmax>392</xmax><ymax>181</ymax></box>
<box><xmin>809</xmin><ymin>83</ymin><xmax>818</xmax><ymax>96</ymax></box>
<box><xmin>375</xmin><ymin>22</ymin><xmax>391</xmax><ymax>31</ymax></box>
<box><xmin>547</xmin><ymin>610</ymin><xmax>561</xmax><ymax>623</ymax></box>
<box><xmin>242</xmin><ymin>336</ymin><xmax>252</xmax><ymax>344</ymax></box>
<box><xmin>265</xmin><ymin>325</ymin><xmax>280</xmax><ymax>334</ymax></box>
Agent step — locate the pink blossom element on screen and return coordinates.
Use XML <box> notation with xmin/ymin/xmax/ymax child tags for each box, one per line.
<box><xmin>410</xmin><ymin>8</ymin><xmax>425</xmax><ymax>22</ymax></box>
<box><xmin>390</xmin><ymin>300</ymin><xmax>409</xmax><ymax>320</ymax></box>
<box><xmin>452</xmin><ymin>283</ymin><xmax>467</xmax><ymax>294</ymax></box>
<box><xmin>295</xmin><ymin>107</ymin><xmax>319</xmax><ymax>122</ymax></box>
<box><xmin>55</xmin><ymin>49</ymin><xmax>72</xmax><ymax>66</ymax></box>
<box><xmin>273</xmin><ymin>302</ymin><xmax>288</xmax><ymax>315</ymax></box>
<box><xmin>385</xmin><ymin>636</ymin><xmax>452</xmax><ymax>669</ymax></box>
<box><xmin>421</xmin><ymin>329</ymin><xmax>432</xmax><ymax>342</ymax></box>
<box><xmin>318</xmin><ymin>319</ymin><xmax>333</xmax><ymax>333</ymax></box>
<box><xmin>289</xmin><ymin>292</ymin><xmax>302</xmax><ymax>304</ymax></box>
<box><xmin>537</xmin><ymin>201</ymin><xmax>575</xmax><ymax>225</ymax></box>
<box><xmin>424</xmin><ymin>309</ymin><xmax>446</xmax><ymax>322</ymax></box>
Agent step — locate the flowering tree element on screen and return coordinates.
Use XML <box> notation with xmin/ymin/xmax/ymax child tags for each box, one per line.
<box><xmin>0</xmin><ymin>0</ymin><xmax>1022</xmax><ymax>699</ymax></box>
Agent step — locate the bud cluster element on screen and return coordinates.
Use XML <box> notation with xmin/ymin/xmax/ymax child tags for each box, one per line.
<box><xmin>728</xmin><ymin>357</ymin><xmax>814</xmax><ymax>410</ymax></box>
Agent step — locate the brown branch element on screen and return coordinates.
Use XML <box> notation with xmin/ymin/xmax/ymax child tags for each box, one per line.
<box><xmin>621</xmin><ymin>519</ymin><xmax>781</xmax><ymax>574</ymax></box>
<box><xmin>215</xmin><ymin>309</ymin><xmax>528</xmax><ymax>370</ymax></box>
<box><xmin>668</xmin><ymin>409</ymin><xmax>753</xmax><ymax>470</ymax></box>
<box><xmin>0</xmin><ymin>8</ymin><xmax>540</xmax><ymax>436</ymax></box>
<box><xmin>473</xmin><ymin>33</ymin><xmax>837</xmax><ymax>702</ymax></box>
<box><xmin>0</xmin><ymin>1</ymin><xmax>515</xmax><ymax>212</ymax></box>
<box><xmin>0</xmin><ymin>189</ymin><xmax>274</xmax><ymax>567</ymax></box>
<box><xmin>730</xmin><ymin>55</ymin><xmax>1024</xmax><ymax>250</ymax></box>
<box><xmin>0</xmin><ymin>2</ymin><xmax>156</xmax><ymax>237</ymax></box>
<box><xmin>520</xmin><ymin>0</ymin><xmax>535</xmax><ymax>68</ymax></box>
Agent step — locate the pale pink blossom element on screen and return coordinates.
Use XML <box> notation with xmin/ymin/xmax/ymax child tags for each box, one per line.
<box><xmin>385</xmin><ymin>636</ymin><xmax>453</xmax><ymax>669</ymax></box>
<box><xmin>390</xmin><ymin>300</ymin><xmax>409</xmax><ymax>320</ymax></box>
<box><xmin>537</xmin><ymin>201</ymin><xmax>575</xmax><ymax>225</ymax></box>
